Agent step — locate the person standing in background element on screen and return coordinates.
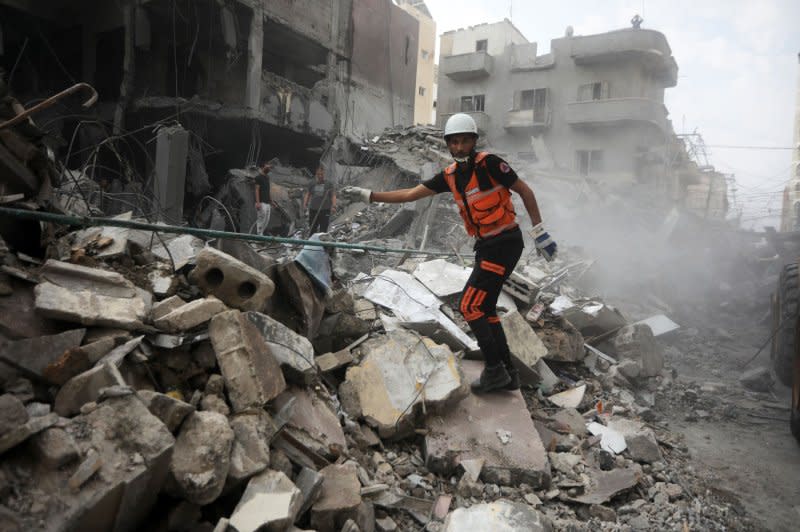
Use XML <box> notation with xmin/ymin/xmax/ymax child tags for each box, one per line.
<box><xmin>304</xmin><ymin>166</ymin><xmax>336</xmax><ymax>234</ymax></box>
<box><xmin>254</xmin><ymin>162</ymin><xmax>272</xmax><ymax>234</ymax></box>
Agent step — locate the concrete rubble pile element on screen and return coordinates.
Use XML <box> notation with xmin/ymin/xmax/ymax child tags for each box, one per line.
<box><xmin>0</xmin><ymin>196</ymin><xmax>758</xmax><ymax>531</ymax></box>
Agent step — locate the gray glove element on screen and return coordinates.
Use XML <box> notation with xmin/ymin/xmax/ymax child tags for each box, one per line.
<box><xmin>340</xmin><ymin>186</ymin><xmax>372</xmax><ymax>203</ymax></box>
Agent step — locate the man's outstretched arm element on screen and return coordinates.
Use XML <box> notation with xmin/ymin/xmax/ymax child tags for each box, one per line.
<box><xmin>342</xmin><ymin>184</ymin><xmax>436</xmax><ymax>204</ymax></box>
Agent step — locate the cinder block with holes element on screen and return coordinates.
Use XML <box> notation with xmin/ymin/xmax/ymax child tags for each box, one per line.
<box><xmin>189</xmin><ymin>247</ymin><xmax>275</xmax><ymax>312</ymax></box>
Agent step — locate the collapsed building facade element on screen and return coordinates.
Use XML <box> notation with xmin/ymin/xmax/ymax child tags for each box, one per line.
<box><xmin>0</xmin><ymin>0</ymin><xmax>420</xmax><ymax>225</ymax></box>
<box><xmin>436</xmin><ymin>19</ymin><xmax>728</xmax><ymax>220</ymax></box>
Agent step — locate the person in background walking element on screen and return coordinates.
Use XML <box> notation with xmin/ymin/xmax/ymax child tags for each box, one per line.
<box><xmin>304</xmin><ymin>166</ymin><xmax>336</xmax><ymax>234</ymax></box>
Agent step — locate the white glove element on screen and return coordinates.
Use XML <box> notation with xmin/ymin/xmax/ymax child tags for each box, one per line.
<box><xmin>531</xmin><ymin>223</ymin><xmax>558</xmax><ymax>262</ymax></box>
<box><xmin>340</xmin><ymin>186</ymin><xmax>372</xmax><ymax>204</ymax></box>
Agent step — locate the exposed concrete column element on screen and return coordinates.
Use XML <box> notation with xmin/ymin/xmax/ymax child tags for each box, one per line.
<box><xmin>113</xmin><ymin>1</ymin><xmax>136</xmax><ymax>135</ymax></box>
<box><xmin>245</xmin><ymin>4</ymin><xmax>263</xmax><ymax>110</ymax></box>
<box><xmin>154</xmin><ymin>125</ymin><xmax>189</xmax><ymax>223</ymax></box>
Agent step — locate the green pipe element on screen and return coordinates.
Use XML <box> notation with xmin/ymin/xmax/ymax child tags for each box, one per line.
<box><xmin>0</xmin><ymin>207</ymin><xmax>455</xmax><ymax>257</ymax></box>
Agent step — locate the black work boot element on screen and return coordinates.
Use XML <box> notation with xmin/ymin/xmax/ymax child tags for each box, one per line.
<box><xmin>470</xmin><ymin>363</ymin><xmax>512</xmax><ymax>394</ymax></box>
<box><xmin>503</xmin><ymin>361</ymin><xmax>520</xmax><ymax>391</ymax></box>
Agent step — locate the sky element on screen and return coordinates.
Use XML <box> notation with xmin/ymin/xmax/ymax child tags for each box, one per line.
<box><xmin>423</xmin><ymin>0</ymin><xmax>800</xmax><ymax>229</ymax></box>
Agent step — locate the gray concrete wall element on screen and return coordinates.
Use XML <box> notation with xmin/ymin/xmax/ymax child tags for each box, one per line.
<box><xmin>437</xmin><ymin>27</ymin><xmax>676</xmax><ymax>184</ymax></box>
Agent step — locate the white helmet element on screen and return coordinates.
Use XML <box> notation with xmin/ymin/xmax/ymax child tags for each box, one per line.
<box><xmin>444</xmin><ymin>113</ymin><xmax>478</xmax><ymax>138</ymax></box>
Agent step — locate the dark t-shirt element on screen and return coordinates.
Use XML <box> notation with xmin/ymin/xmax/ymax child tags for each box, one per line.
<box><xmin>422</xmin><ymin>153</ymin><xmax>522</xmax><ymax>249</ymax></box>
<box><xmin>423</xmin><ymin>153</ymin><xmax>518</xmax><ymax>193</ymax></box>
<box><xmin>307</xmin><ymin>181</ymin><xmax>334</xmax><ymax>210</ymax></box>
<box><xmin>255</xmin><ymin>172</ymin><xmax>271</xmax><ymax>203</ymax></box>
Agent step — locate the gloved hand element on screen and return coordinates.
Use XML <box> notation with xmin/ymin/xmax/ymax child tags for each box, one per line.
<box><xmin>531</xmin><ymin>223</ymin><xmax>558</xmax><ymax>262</ymax></box>
<box><xmin>340</xmin><ymin>186</ymin><xmax>372</xmax><ymax>204</ymax></box>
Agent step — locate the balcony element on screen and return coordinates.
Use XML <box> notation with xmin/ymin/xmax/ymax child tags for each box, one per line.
<box><xmin>566</xmin><ymin>98</ymin><xmax>668</xmax><ymax>131</ymax></box>
<box><xmin>504</xmin><ymin>107</ymin><xmax>552</xmax><ymax>132</ymax></box>
<box><xmin>438</xmin><ymin>112</ymin><xmax>490</xmax><ymax>134</ymax></box>
<box><xmin>569</xmin><ymin>29</ymin><xmax>678</xmax><ymax>87</ymax></box>
<box><xmin>440</xmin><ymin>51</ymin><xmax>494</xmax><ymax>81</ymax></box>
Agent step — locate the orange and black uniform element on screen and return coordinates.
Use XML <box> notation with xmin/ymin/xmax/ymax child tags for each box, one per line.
<box><xmin>423</xmin><ymin>152</ymin><xmax>524</xmax><ymax>368</ymax></box>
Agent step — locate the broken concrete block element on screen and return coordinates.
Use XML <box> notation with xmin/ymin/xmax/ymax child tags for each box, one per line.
<box><xmin>154</xmin><ymin>296</ymin><xmax>228</xmax><ymax>333</ymax></box>
<box><xmin>539</xmin><ymin>318</ymin><xmax>585</xmax><ymax>362</ymax></box>
<box><xmin>137</xmin><ymin>390</ymin><xmax>195</xmax><ymax>433</ymax></box>
<box><xmin>568</xmin><ymin>466</ymin><xmax>641</xmax><ymax>505</ymax></box>
<box><xmin>317</xmin><ymin>349</ymin><xmax>355</xmax><ymax>373</ymax></box>
<box><xmin>151</xmin><ymin>295</ymin><xmax>187</xmax><ymax>321</ymax></box>
<box><xmin>342</xmin><ymin>330</ymin><xmax>466</xmax><ymax>439</ymax></box>
<box><xmin>295</xmin><ymin>467</ymin><xmax>324</xmax><ymax>516</ymax></box>
<box><xmin>311</xmin><ymin>463</ymin><xmax>362</xmax><ymax>532</ymax></box>
<box><xmin>0</xmin><ymin>412</ymin><xmax>58</xmax><ymax>454</ymax></box>
<box><xmin>0</xmin><ymin>393</ymin><xmax>28</xmax><ymax>434</ymax></box>
<box><xmin>209</xmin><ymin>310</ymin><xmax>286</xmax><ymax>412</ymax></box>
<box><xmin>272</xmin><ymin>387</ymin><xmax>347</xmax><ymax>459</ymax></box>
<box><xmin>54</xmin><ymin>364</ymin><xmax>123</xmax><ymax>417</ymax></box>
<box><xmin>68</xmin><ymin>449</ymin><xmax>103</xmax><ymax>491</ymax></box>
<box><xmin>230</xmin><ymin>469</ymin><xmax>302</xmax><ymax>532</ymax></box>
<box><xmin>35</xmin><ymin>282</ymin><xmax>147</xmax><ymax>330</ymax></box>
<box><xmin>227</xmin><ymin>410</ymin><xmax>277</xmax><ymax>486</ymax></box>
<box><xmin>170</xmin><ymin>411</ymin><xmax>234</xmax><ymax>505</ymax></box>
<box><xmin>189</xmin><ymin>247</ymin><xmax>275</xmax><ymax>311</ymax></box>
<box><xmin>425</xmin><ymin>360</ymin><xmax>550</xmax><ymax>489</ymax></box>
<box><xmin>501</xmin><ymin>310</ymin><xmax>548</xmax><ymax>367</ymax></box>
<box><xmin>245</xmin><ymin>311</ymin><xmax>317</xmax><ymax>384</ymax></box>
<box><xmin>40</xmin><ymin>259</ymin><xmax>138</xmax><ymax>298</ymax></box>
<box><xmin>30</xmin><ymin>426</ymin><xmax>79</xmax><ymax>469</ymax></box>
<box><xmin>608</xmin><ymin>419</ymin><xmax>663</xmax><ymax>463</ymax></box>
<box><xmin>739</xmin><ymin>366</ymin><xmax>773</xmax><ymax>392</ymax></box>
<box><xmin>150</xmin><ymin>234</ymin><xmax>205</xmax><ymax>270</ymax></box>
<box><xmin>0</xmin><ymin>329</ymin><xmax>86</xmax><ymax>382</ymax></box>
<box><xmin>551</xmin><ymin>408</ymin><xmax>588</xmax><ymax>437</ymax></box>
<box><xmin>443</xmin><ymin>501</ymin><xmax>553</xmax><ymax>532</ymax></box>
<box><xmin>611</xmin><ymin>324</ymin><xmax>664</xmax><ymax>378</ymax></box>
<box><xmin>547</xmin><ymin>384</ymin><xmax>586</xmax><ymax>409</ymax></box>
<box><xmin>3</xmin><ymin>394</ymin><xmax>174</xmax><ymax>530</ymax></box>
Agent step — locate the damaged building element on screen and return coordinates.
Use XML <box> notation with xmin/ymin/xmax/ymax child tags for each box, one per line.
<box><xmin>436</xmin><ymin>18</ymin><xmax>729</xmax><ymax>219</ymax></box>
<box><xmin>0</xmin><ymin>0</ymin><xmax>420</xmax><ymax>224</ymax></box>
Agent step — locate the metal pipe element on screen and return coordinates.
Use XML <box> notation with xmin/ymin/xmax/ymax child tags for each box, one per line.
<box><xmin>0</xmin><ymin>206</ymin><xmax>455</xmax><ymax>257</ymax></box>
<box><xmin>0</xmin><ymin>83</ymin><xmax>98</xmax><ymax>131</ymax></box>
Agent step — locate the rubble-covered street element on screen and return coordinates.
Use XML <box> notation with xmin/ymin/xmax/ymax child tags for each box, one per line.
<box><xmin>2</xmin><ymin>1</ymin><xmax>800</xmax><ymax>531</ymax></box>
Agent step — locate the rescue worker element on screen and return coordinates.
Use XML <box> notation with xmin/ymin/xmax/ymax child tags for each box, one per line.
<box><xmin>341</xmin><ymin>113</ymin><xmax>558</xmax><ymax>393</ymax></box>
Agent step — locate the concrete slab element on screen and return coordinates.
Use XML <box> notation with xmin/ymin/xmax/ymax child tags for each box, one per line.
<box><xmin>245</xmin><ymin>312</ymin><xmax>317</xmax><ymax>384</ymax></box>
<box><xmin>443</xmin><ymin>501</ymin><xmax>553</xmax><ymax>532</ymax></box>
<box><xmin>272</xmin><ymin>387</ymin><xmax>347</xmax><ymax>459</ymax></box>
<box><xmin>209</xmin><ymin>310</ymin><xmax>286</xmax><ymax>412</ymax></box>
<box><xmin>425</xmin><ymin>360</ymin><xmax>550</xmax><ymax>488</ymax></box>
<box><xmin>0</xmin><ymin>329</ymin><xmax>86</xmax><ymax>382</ymax></box>
<box><xmin>230</xmin><ymin>469</ymin><xmax>302</xmax><ymax>532</ymax></box>
<box><xmin>34</xmin><ymin>281</ymin><xmax>147</xmax><ymax>331</ymax></box>
<box><xmin>501</xmin><ymin>311</ymin><xmax>548</xmax><ymax>368</ymax></box>
<box><xmin>342</xmin><ymin>330</ymin><xmax>466</xmax><ymax>439</ymax></box>
<box><xmin>153</xmin><ymin>297</ymin><xmax>227</xmax><ymax>333</ymax></box>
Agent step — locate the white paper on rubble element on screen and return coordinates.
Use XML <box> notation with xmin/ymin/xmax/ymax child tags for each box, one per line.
<box><xmin>413</xmin><ymin>259</ymin><xmax>517</xmax><ymax>313</ymax></box>
<box><xmin>364</xmin><ymin>269</ymin><xmax>478</xmax><ymax>351</ymax></box>
<box><xmin>634</xmin><ymin>314</ymin><xmax>680</xmax><ymax>336</ymax></box>
<box><xmin>587</xmin><ymin>422</ymin><xmax>627</xmax><ymax>454</ymax></box>
<box><xmin>550</xmin><ymin>295</ymin><xmax>575</xmax><ymax>316</ymax></box>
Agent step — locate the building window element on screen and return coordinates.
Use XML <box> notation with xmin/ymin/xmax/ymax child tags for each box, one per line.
<box><xmin>516</xmin><ymin>88</ymin><xmax>548</xmax><ymax>122</ymax></box>
<box><xmin>419</xmin><ymin>86</ymin><xmax>426</xmax><ymax>96</ymax></box>
<box><xmin>576</xmin><ymin>150</ymin><xmax>604</xmax><ymax>176</ymax></box>
<box><xmin>460</xmin><ymin>94</ymin><xmax>485</xmax><ymax>112</ymax></box>
<box><xmin>476</xmin><ymin>39</ymin><xmax>488</xmax><ymax>52</ymax></box>
<box><xmin>578</xmin><ymin>82</ymin><xmax>609</xmax><ymax>101</ymax></box>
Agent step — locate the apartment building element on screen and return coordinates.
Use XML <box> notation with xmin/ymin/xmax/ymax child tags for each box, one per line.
<box><xmin>397</xmin><ymin>0</ymin><xmax>437</xmax><ymax>125</ymax></box>
<box><xmin>437</xmin><ymin>20</ymin><xmax>679</xmax><ymax>187</ymax></box>
<box><xmin>0</xmin><ymin>0</ymin><xmax>419</xmax><ymax>173</ymax></box>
